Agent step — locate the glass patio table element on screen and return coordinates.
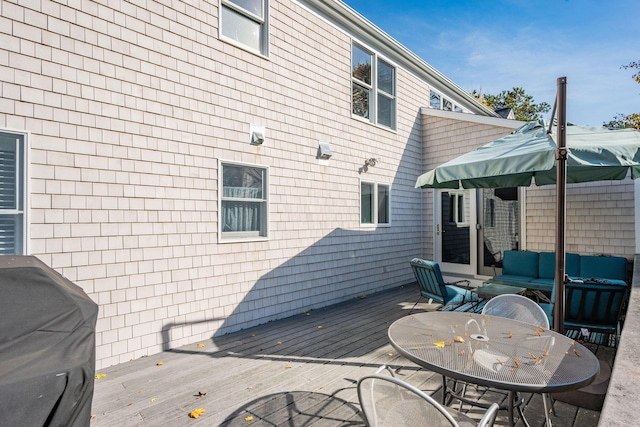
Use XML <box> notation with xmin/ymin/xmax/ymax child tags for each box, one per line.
<box><xmin>388</xmin><ymin>311</ymin><xmax>600</xmax><ymax>427</ymax></box>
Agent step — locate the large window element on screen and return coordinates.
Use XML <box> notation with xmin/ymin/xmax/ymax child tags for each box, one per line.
<box><xmin>0</xmin><ymin>132</ymin><xmax>26</xmax><ymax>255</ymax></box>
<box><xmin>352</xmin><ymin>44</ymin><xmax>396</xmax><ymax>129</ymax></box>
<box><xmin>361</xmin><ymin>182</ymin><xmax>390</xmax><ymax>225</ymax></box>
<box><xmin>220</xmin><ymin>162</ymin><xmax>268</xmax><ymax>241</ymax></box>
<box><xmin>220</xmin><ymin>0</ymin><xmax>268</xmax><ymax>55</ymax></box>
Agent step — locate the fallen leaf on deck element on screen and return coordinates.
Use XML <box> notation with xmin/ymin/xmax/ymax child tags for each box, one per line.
<box><xmin>95</xmin><ymin>373</ymin><xmax>106</xmax><ymax>379</ymax></box>
<box><xmin>245</xmin><ymin>415</ymin><xmax>254</xmax><ymax>422</ymax></box>
<box><xmin>389</xmin><ymin>353</ymin><xmax>394</xmax><ymax>357</ymax></box>
<box><xmin>197</xmin><ymin>343</ymin><xmax>205</xmax><ymax>348</ymax></box>
<box><xmin>150</xmin><ymin>397</ymin><xmax>156</xmax><ymax>402</ymax></box>
<box><xmin>189</xmin><ymin>408</ymin><xmax>206</xmax><ymax>419</ymax></box>
<box><xmin>433</xmin><ymin>341</ymin><xmax>445</xmax><ymax>348</ymax></box>
<box><xmin>91</xmin><ymin>415</ymin><xmax>97</xmax><ymax>420</ymax></box>
<box><xmin>454</xmin><ymin>336</ymin><xmax>465</xmax><ymax>343</ymax></box>
<box><xmin>277</xmin><ymin>341</ymin><xmax>282</xmax><ymax>345</ymax></box>
<box><xmin>196</xmin><ymin>392</ymin><xmax>207</xmax><ymax>398</ymax></box>
<box><xmin>358</xmin><ymin>295</ymin><xmax>367</xmax><ymax>299</ymax></box>
<box><xmin>156</xmin><ymin>361</ymin><xmax>164</xmax><ymax>366</ymax></box>
<box><xmin>317</xmin><ymin>325</ymin><xmax>323</xmax><ymax>329</ymax></box>
<box><xmin>285</xmin><ymin>365</ymin><xmax>292</xmax><ymax>369</ymax></box>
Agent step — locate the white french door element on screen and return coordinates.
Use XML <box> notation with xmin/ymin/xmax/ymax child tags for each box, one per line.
<box><xmin>435</xmin><ymin>189</ymin><xmax>477</xmax><ymax>276</ymax></box>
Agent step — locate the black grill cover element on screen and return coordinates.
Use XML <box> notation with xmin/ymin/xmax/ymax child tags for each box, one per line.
<box><xmin>0</xmin><ymin>256</ymin><xmax>98</xmax><ymax>427</ymax></box>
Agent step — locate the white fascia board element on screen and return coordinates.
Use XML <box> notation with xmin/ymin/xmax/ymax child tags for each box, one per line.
<box><xmin>421</xmin><ymin>107</ymin><xmax>523</xmax><ymax>129</ymax></box>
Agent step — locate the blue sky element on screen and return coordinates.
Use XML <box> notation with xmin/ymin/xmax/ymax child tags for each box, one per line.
<box><xmin>342</xmin><ymin>0</ymin><xmax>639</xmax><ymax>126</ymax></box>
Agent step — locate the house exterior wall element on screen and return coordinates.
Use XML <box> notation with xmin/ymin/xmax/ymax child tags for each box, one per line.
<box><xmin>420</xmin><ymin>110</ymin><xmax>636</xmax><ymax>271</ymax></box>
<box><xmin>526</xmin><ymin>182</ymin><xmax>635</xmax><ymax>258</ymax></box>
<box><xmin>420</xmin><ymin>112</ymin><xmax>521</xmax><ymax>261</ymax></box>
<box><xmin>0</xmin><ymin>0</ymin><xmax>494</xmax><ymax>369</ymax></box>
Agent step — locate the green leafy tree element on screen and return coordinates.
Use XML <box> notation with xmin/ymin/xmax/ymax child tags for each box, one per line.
<box><xmin>472</xmin><ymin>87</ymin><xmax>550</xmax><ymax>121</ymax></box>
<box><xmin>604</xmin><ymin>61</ymin><xmax>640</xmax><ymax>129</ymax></box>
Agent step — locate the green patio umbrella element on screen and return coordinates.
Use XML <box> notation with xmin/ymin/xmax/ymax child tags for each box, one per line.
<box><xmin>415</xmin><ymin>119</ymin><xmax>640</xmax><ymax>190</ymax></box>
<box><xmin>416</xmin><ymin>86</ymin><xmax>640</xmax><ymax>332</ymax></box>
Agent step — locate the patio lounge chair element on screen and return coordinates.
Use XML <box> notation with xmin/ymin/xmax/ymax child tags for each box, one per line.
<box><xmin>409</xmin><ymin>258</ymin><xmax>476</xmax><ymax>313</ymax></box>
<box><xmin>357</xmin><ymin>366</ymin><xmax>499</xmax><ymax>427</ymax></box>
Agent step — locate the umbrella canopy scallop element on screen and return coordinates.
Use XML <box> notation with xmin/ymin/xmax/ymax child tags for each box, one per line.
<box><xmin>416</xmin><ymin>120</ymin><xmax>640</xmax><ymax>189</ymax></box>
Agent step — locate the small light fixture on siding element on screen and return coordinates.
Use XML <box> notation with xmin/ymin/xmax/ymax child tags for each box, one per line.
<box><xmin>317</xmin><ymin>142</ymin><xmax>333</xmax><ymax>160</ymax></box>
<box><xmin>360</xmin><ymin>158</ymin><xmax>378</xmax><ymax>174</ymax></box>
<box><xmin>250</xmin><ymin>125</ymin><xmax>265</xmax><ymax>145</ymax></box>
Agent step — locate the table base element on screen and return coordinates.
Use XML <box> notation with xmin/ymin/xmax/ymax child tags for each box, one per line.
<box><xmin>443</xmin><ymin>376</ymin><xmax>530</xmax><ymax>427</ymax></box>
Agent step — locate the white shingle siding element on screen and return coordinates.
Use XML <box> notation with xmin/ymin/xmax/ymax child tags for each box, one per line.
<box><xmin>0</xmin><ymin>0</ymin><xmax>431</xmax><ymax>369</ymax></box>
<box><xmin>526</xmin><ymin>181</ymin><xmax>635</xmax><ymax>257</ymax></box>
<box><xmin>3</xmin><ymin>0</ymin><xmax>634</xmax><ymax>370</ymax></box>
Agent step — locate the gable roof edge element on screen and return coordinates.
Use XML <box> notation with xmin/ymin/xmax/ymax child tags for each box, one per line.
<box><xmin>297</xmin><ymin>0</ymin><xmax>500</xmax><ymax>118</ymax></box>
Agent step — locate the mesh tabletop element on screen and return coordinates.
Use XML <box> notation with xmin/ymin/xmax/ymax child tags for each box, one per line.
<box><xmin>388</xmin><ymin>312</ymin><xmax>599</xmax><ymax>393</ymax></box>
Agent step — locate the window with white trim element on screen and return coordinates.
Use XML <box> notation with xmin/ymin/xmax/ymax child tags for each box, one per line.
<box><xmin>220</xmin><ymin>162</ymin><xmax>268</xmax><ymax>240</ymax></box>
<box><xmin>448</xmin><ymin>191</ymin><xmax>467</xmax><ymax>225</ymax></box>
<box><xmin>352</xmin><ymin>43</ymin><xmax>396</xmax><ymax>129</ymax></box>
<box><xmin>361</xmin><ymin>182</ymin><xmax>390</xmax><ymax>225</ymax></box>
<box><xmin>220</xmin><ymin>0</ymin><xmax>268</xmax><ymax>55</ymax></box>
<box><xmin>429</xmin><ymin>90</ymin><xmax>465</xmax><ymax>113</ymax></box>
<box><xmin>0</xmin><ymin>131</ymin><xmax>26</xmax><ymax>254</ymax></box>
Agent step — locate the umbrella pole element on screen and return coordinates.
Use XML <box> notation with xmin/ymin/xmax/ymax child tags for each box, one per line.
<box><xmin>553</xmin><ymin>77</ymin><xmax>568</xmax><ymax>333</ymax></box>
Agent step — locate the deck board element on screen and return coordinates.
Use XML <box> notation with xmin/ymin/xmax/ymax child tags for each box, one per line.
<box><xmin>91</xmin><ymin>284</ymin><xmax>611</xmax><ymax>427</ymax></box>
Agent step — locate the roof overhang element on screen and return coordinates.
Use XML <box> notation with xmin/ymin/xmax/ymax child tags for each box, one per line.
<box><xmin>296</xmin><ymin>0</ymin><xmax>500</xmax><ymax>117</ymax></box>
<box><xmin>421</xmin><ymin>107</ymin><xmax>522</xmax><ymax>129</ymax></box>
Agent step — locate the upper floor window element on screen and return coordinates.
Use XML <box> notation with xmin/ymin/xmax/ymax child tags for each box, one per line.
<box><xmin>430</xmin><ymin>90</ymin><xmax>465</xmax><ymax>113</ymax></box>
<box><xmin>352</xmin><ymin>44</ymin><xmax>396</xmax><ymax>130</ymax></box>
<box><xmin>220</xmin><ymin>0</ymin><xmax>268</xmax><ymax>55</ymax></box>
<box><xmin>220</xmin><ymin>162</ymin><xmax>268</xmax><ymax>241</ymax></box>
<box><xmin>361</xmin><ymin>182</ymin><xmax>390</xmax><ymax>226</ymax></box>
<box><xmin>0</xmin><ymin>131</ymin><xmax>26</xmax><ymax>255</ymax></box>
<box><xmin>429</xmin><ymin>91</ymin><xmax>441</xmax><ymax>109</ymax></box>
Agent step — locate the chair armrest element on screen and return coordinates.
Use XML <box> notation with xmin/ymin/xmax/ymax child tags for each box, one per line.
<box><xmin>478</xmin><ymin>402</ymin><xmax>500</xmax><ymax>427</ymax></box>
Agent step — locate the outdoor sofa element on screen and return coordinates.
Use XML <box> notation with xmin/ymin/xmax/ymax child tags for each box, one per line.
<box><xmin>490</xmin><ymin>250</ymin><xmax>628</xmax><ymax>291</ymax></box>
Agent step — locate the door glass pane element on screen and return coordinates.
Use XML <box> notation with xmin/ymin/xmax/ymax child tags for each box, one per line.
<box><xmin>482</xmin><ymin>188</ymin><xmax>519</xmax><ymax>269</ymax></box>
<box><xmin>441</xmin><ymin>191</ymin><xmax>470</xmax><ymax>264</ymax></box>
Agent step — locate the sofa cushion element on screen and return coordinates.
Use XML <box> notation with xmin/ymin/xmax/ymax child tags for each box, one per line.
<box><xmin>502</xmin><ymin>250</ymin><xmax>539</xmax><ymax>278</ymax></box>
<box><xmin>579</xmin><ymin>256</ymin><xmax>628</xmax><ymax>283</ymax></box>
<box><xmin>492</xmin><ymin>274</ymin><xmax>535</xmax><ymax>285</ymax></box>
<box><xmin>538</xmin><ymin>252</ymin><xmax>580</xmax><ymax>279</ymax></box>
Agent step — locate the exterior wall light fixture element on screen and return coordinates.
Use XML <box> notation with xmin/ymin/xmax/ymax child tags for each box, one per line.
<box><xmin>317</xmin><ymin>142</ymin><xmax>333</xmax><ymax>160</ymax></box>
<box><xmin>250</xmin><ymin>125</ymin><xmax>265</xmax><ymax>145</ymax></box>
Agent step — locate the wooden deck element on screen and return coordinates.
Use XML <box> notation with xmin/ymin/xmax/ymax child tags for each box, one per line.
<box><xmin>90</xmin><ymin>284</ymin><xmax>615</xmax><ymax>426</ymax></box>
